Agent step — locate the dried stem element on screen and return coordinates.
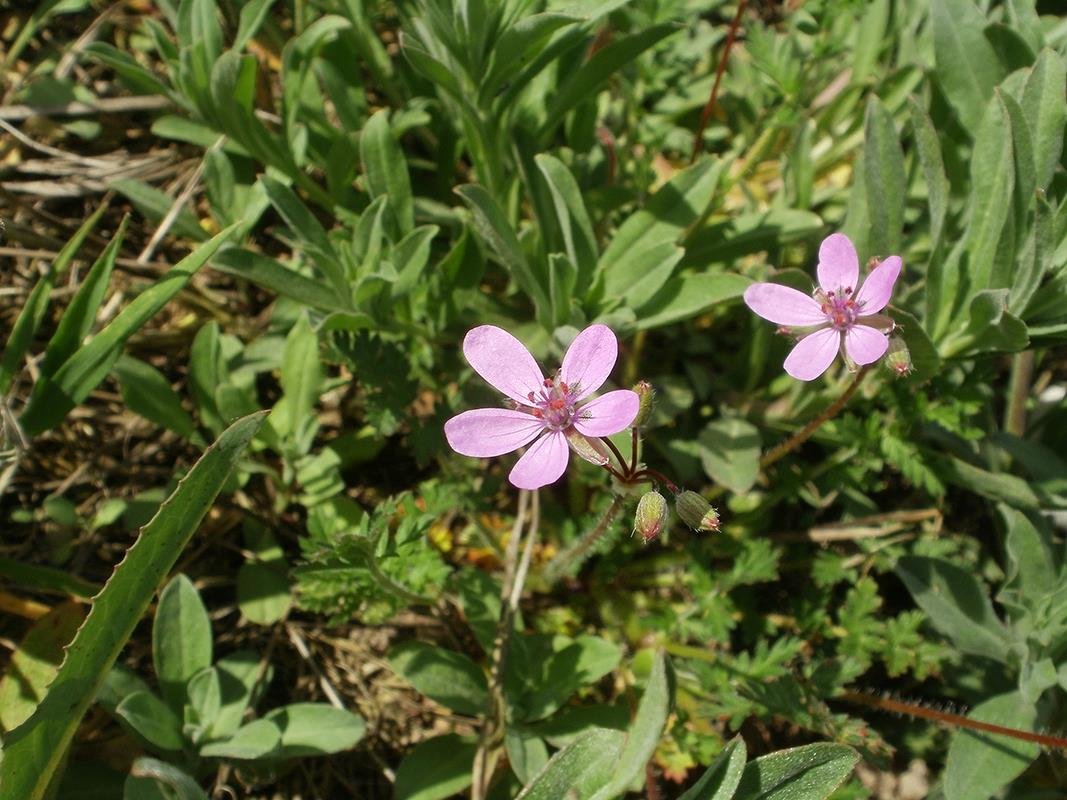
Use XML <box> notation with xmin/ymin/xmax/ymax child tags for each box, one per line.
<box><xmin>472</xmin><ymin>490</ymin><xmax>537</xmax><ymax>799</ymax></box>
<box><xmin>760</xmin><ymin>366</ymin><xmax>870</xmax><ymax>470</ymax></box>
<box><xmin>841</xmin><ymin>690</ymin><xmax>1067</xmax><ymax>751</ymax></box>
<box><xmin>691</xmin><ymin>0</ymin><xmax>748</xmax><ymax>162</ymax></box>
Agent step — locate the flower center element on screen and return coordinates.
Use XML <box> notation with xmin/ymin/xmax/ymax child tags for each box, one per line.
<box><xmin>527</xmin><ymin>372</ymin><xmax>579</xmax><ymax>431</ymax></box>
<box><xmin>816</xmin><ymin>287</ymin><xmax>860</xmax><ymax>330</ymax></box>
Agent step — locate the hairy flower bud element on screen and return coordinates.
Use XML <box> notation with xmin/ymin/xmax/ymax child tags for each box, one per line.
<box><xmin>885</xmin><ymin>336</ymin><xmax>913</xmax><ymax>377</ymax></box>
<box><xmin>634</xmin><ymin>490</ymin><xmax>668</xmax><ymax>542</ymax></box>
<box><xmin>675</xmin><ymin>490</ymin><xmax>719</xmax><ymax>533</ymax></box>
<box><xmin>631</xmin><ymin>381</ymin><xmax>655</xmax><ymax>428</ymax></box>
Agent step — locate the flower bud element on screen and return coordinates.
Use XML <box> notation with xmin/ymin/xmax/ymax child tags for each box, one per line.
<box><xmin>631</xmin><ymin>380</ymin><xmax>655</xmax><ymax>428</ymax></box>
<box><xmin>634</xmin><ymin>490</ymin><xmax>668</xmax><ymax>542</ymax></box>
<box><xmin>675</xmin><ymin>490</ymin><xmax>719</xmax><ymax>533</ymax></box>
<box><xmin>885</xmin><ymin>336</ymin><xmax>913</xmax><ymax>377</ymax></box>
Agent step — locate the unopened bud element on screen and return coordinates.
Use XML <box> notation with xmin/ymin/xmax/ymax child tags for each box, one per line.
<box><xmin>634</xmin><ymin>490</ymin><xmax>668</xmax><ymax>542</ymax></box>
<box><xmin>885</xmin><ymin>336</ymin><xmax>913</xmax><ymax>377</ymax></box>
<box><xmin>675</xmin><ymin>490</ymin><xmax>719</xmax><ymax>533</ymax></box>
<box><xmin>631</xmin><ymin>381</ymin><xmax>655</xmax><ymax>428</ymax></box>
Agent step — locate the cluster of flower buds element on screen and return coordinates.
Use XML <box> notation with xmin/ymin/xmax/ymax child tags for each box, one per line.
<box><xmin>633</xmin><ymin>488</ymin><xmax>719</xmax><ymax>543</ymax></box>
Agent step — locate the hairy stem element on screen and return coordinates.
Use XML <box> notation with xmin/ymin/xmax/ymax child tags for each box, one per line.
<box><xmin>1004</xmin><ymin>350</ymin><xmax>1035</xmax><ymax>437</ymax></box>
<box><xmin>841</xmin><ymin>690</ymin><xmax>1067</xmax><ymax>751</ymax></box>
<box><xmin>542</xmin><ymin>493</ymin><xmax>625</xmax><ymax>585</ymax></box>
<box><xmin>760</xmin><ymin>366</ymin><xmax>869</xmax><ymax>470</ymax></box>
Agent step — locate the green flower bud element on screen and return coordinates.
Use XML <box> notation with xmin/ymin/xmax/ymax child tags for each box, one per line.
<box><xmin>634</xmin><ymin>490</ymin><xmax>668</xmax><ymax>542</ymax></box>
<box><xmin>675</xmin><ymin>490</ymin><xmax>719</xmax><ymax>533</ymax></box>
<box><xmin>885</xmin><ymin>336</ymin><xmax>913</xmax><ymax>377</ymax></box>
<box><xmin>631</xmin><ymin>380</ymin><xmax>655</xmax><ymax>428</ymax></box>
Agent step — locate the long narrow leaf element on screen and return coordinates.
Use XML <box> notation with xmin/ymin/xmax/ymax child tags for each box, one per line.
<box><xmin>0</xmin><ymin>411</ymin><xmax>266</xmax><ymax>800</ymax></box>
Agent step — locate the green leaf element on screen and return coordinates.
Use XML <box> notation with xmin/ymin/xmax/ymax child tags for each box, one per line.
<box><xmin>456</xmin><ymin>183</ymin><xmax>549</xmax><ymax>314</ymax></box>
<box><xmin>236</xmin><ymin>527</ymin><xmax>291</xmax><ymax>626</ymax></box>
<box><xmin>863</xmin><ymin>96</ymin><xmax>905</xmax><ymax>256</ymax></box>
<box><xmin>115</xmin><ymin>691</ymin><xmax>185</xmax><ymax>752</ymax></box>
<box><xmin>481</xmin><ymin>13</ymin><xmax>578</xmax><ymax>101</ymax></box>
<box><xmin>213</xmin><ymin>650</ymin><xmax>264</xmax><ymax>739</ymax></box>
<box><xmin>394</xmin><ymin>734</ymin><xmax>478</xmax><ymax>800</ymax></box>
<box><xmin>360</xmin><ymin>109</ymin><xmax>415</xmax><ymax>235</ymax></box>
<box><xmin>0</xmin><ymin>202</ymin><xmax>107</xmax><ymax>395</ymax></box>
<box><xmin>259</xmin><ymin>176</ymin><xmax>346</xmax><ymax>294</ymax></box>
<box><xmin>908</xmin><ymin>100</ymin><xmax>949</xmax><ymax>254</ymax></box>
<box><xmin>635</xmin><ymin>271</ymin><xmax>750</xmax><ymax>330</ymax></box>
<box><xmin>153</xmin><ymin>574</ymin><xmax>212</xmax><ymax>713</ymax></box>
<box><xmin>85</xmin><ymin>43</ymin><xmax>176</xmax><ymax>100</ymax></box>
<box><xmin>535</xmin><ymin>153</ymin><xmax>598</xmax><ymax>291</ymax></box>
<box><xmin>1000</xmin><ymin>506</ymin><xmax>1057</xmax><ymax>607</ymax></box>
<box><xmin>199</xmin><ymin>718</ymin><xmax>280</xmax><ymax>760</ymax></box>
<box><xmin>940</xmin><ymin>455</ymin><xmax>1042</xmax><ymax>508</ymax></box>
<box><xmin>0</xmin><ymin>602</ymin><xmax>85</xmax><ymax>731</ymax></box>
<box><xmin>930</xmin><ymin>0</ymin><xmax>1004</xmax><ymax>131</ymax></box>
<box><xmin>517</xmin><ymin>727</ymin><xmax>627</xmax><ymax>800</ymax></box>
<box><xmin>512</xmin><ymin>634</ymin><xmax>622</xmax><ymax>722</ymax></box>
<box><xmin>548</xmin><ymin>253</ymin><xmax>579</xmax><ymax>327</ymax></box>
<box><xmin>109</xmin><ymin>179</ymin><xmax>207</xmax><ymax>242</ymax></box>
<box><xmin>0</xmin><ymin>557</ymin><xmax>97</xmax><ymax>599</ymax></box>
<box><xmin>895</xmin><ymin>555</ymin><xmax>1010</xmax><ymax>662</ymax></box>
<box><xmin>0</xmin><ymin>412</ymin><xmax>265</xmax><ymax>800</ymax></box>
<box><xmin>697</xmin><ymin>418</ymin><xmax>761</xmax><ymax>495</ymax></box>
<box><xmin>1021</xmin><ymin>49</ymin><xmax>1067</xmax><ymax>189</ymax></box>
<box><xmin>678</xmin><ymin>737</ymin><xmax>748</xmax><ymax>800</ymax></box>
<box><xmin>388</xmin><ymin>641</ymin><xmax>489</xmax><ymax>716</ymax></box>
<box><xmin>262</xmin><ymin>703</ymin><xmax>366</xmax><ymax>758</ymax></box>
<box><xmin>234</xmin><ymin>0</ymin><xmax>275</xmax><ymax>52</ymax></box>
<box><xmin>506</xmin><ymin>728</ymin><xmax>550</xmax><ymax>785</ymax></box>
<box><xmin>126</xmin><ymin>757</ymin><xmax>208</xmax><ymax>800</ymax></box>
<box><xmin>211</xmin><ymin>248</ymin><xmax>353</xmax><ymax>313</ymax></box>
<box><xmin>588</xmin><ymin>651</ymin><xmax>673</xmax><ymax>800</ymax></box>
<box><xmin>278</xmin><ymin>312</ymin><xmax>323</xmax><ymax>443</ymax></box>
<box><xmin>40</xmin><ymin>216</ymin><xmax>128</xmax><ymax>379</ymax></box>
<box><xmin>733</xmin><ymin>743</ymin><xmax>859</xmax><ymax>800</ymax></box>
<box><xmin>114</xmin><ymin>355</ymin><xmax>198</xmax><ymax>440</ymax></box>
<box><xmin>607</xmin><ymin>242</ymin><xmax>685</xmax><ymax>314</ymax></box>
<box><xmin>683</xmin><ymin>209</ymin><xmax>823</xmax><ymax>267</ymax></box>
<box><xmin>964</xmin><ymin>93</ymin><xmax>1015</xmax><ymax>293</ymax></box>
<box><xmin>599</xmin><ymin>157</ymin><xmax>725</xmax><ymax>300</ymax></box>
<box><xmin>943</xmin><ymin>691</ymin><xmax>1040</xmax><ymax>800</ymax></box>
<box><xmin>541</xmin><ymin>23</ymin><xmax>680</xmax><ymax>135</ymax></box>
<box><xmin>18</xmin><ymin>226</ymin><xmax>236</xmax><ymax>437</ymax></box>
<box><xmin>185</xmin><ymin>667</ymin><xmax>221</xmax><ymax>735</ymax></box>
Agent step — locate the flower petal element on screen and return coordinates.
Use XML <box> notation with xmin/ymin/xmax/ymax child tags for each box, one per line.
<box><xmin>783</xmin><ymin>327</ymin><xmax>841</xmax><ymax>381</ymax></box>
<box><xmin>509</xmin><ymin>430</ymin><xmax>569</xmax><ymax>489</ymax></box>
<box><xmin>560</xmin><ymin>324</ymin><xmax>618</xmax><ymax>400</ymax></box>
<box><xmin>444</xmin><ymin>408</ymin><xmax>544</xmax><ymax>457</ymax></box>
<box><xmin>463</xmin><ymin>325</ymin><xmax>545</xmax><ymax>404</ymax></box>
<box><xmin>743</xmin><ymin>283</ymin><xmax>828</xmax><ymax>327</ymax></box>
<box><xmin>844</xmin><ymin>324</ymin><xmax>889</xmax><ymax>365</ymax></box>
<box><xmin>573</xmin><ymin>389</ymin><xmax>640</xmax><ymax>437</ymax></box>
<box><xmin>817</xmin><ymin>233</ymin><xmax>859</xmax><ymax>293</ymax></box>
<box><xmin>855</xmin><ymin>255</ymin><xmax>901</xmax><ymax>314</ymax></box>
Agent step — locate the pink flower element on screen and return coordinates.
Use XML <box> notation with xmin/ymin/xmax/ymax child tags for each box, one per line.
<box><xmin>743</xmin><ymin>233</ymin><xmax>902</xmax><ymax>381</ymax></box>
<box><xmin>444</xmin><ymin>324</ymin><xmax>640</xmax><ymax>490</ymax></box>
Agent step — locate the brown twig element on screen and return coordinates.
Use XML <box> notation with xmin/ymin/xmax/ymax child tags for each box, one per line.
<box><xmin>691</xmin><ymin>0</ymin><xmax>748</xmax><ymax>162</ymax></box>
<box><xmin>760</xmin><ymin>366</ymin><xmax>870</xmax><ymax>470</ymax></box>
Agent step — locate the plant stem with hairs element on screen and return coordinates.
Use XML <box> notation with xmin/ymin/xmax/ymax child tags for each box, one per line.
<box><xmin>760</xmin><ymin>366</ymin><xmax>870</xmax><ymax>470</ymax></box>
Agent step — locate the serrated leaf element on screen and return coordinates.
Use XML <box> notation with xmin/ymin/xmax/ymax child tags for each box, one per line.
<box><xmin>0</xmin><ymin>412</ymin><xmax>265</xmax><ymax>800</ymax></box>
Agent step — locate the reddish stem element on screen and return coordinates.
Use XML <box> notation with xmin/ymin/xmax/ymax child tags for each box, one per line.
<box><xmin>691</xmin><ymin>0</ymin><xmax>748</xmax><ymax>162</ymax></box>
<box><xmin>841</xmin><ymin>690</ymin><xmax>1067</xmax><ymax>751</ymax></box>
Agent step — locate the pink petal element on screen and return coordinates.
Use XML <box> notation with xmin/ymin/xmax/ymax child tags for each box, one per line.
<box><xmin>783</xmin><ymin>327</ymin><xmax>841</xmax><ymax>381</ymax></box>
<box><xmin>463</xmin><ymin>325</ymin><xmax>545</xmax><ymax>405</ymax></box>
<box><xmin>855</xmin><ymin>255</ymin><xmax>901</xmax><ymax>314</ymax></box>
<box><xmin>844</xmin><ymin>324</ymin><xmax>889</xmax><ymax>365</ymax></box>
<box><xmin>444</xmin><ymin>408</ymin><xmax>544</xmax><ymax>457</ymax></box>
<box><xmin>817</xmin><ymin>233</ymin><xmax>859</xmax><ymax>293</ymax></box>
<box><xmin>509</xmin><ymin>430</ymin><xmax>569</xmax><ymax>489</ymax></box>
<box><xmin>573</xmin><ymin>389</ymin><xmax>640</xmax><ymax>437</ymax></box>
<box><xmin>560</xmin><ymin>324</ymin><xmax>618</xmax><ymax>400</ymax></box>
<box><xmin>743</xmin><ymin>284</ymin><xmax>827</xmax><ymax>327</ymax></box>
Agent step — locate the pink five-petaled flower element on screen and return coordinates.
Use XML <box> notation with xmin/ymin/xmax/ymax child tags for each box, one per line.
<box><xmin>743</xmin><ymin>233</ymin><xmax>902</xmax><ymax>381</ymax></box>
<box><xmin>444</xmin><ymin>324</ymin><xmax>640</xmax><ymax>490</ymax></box>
